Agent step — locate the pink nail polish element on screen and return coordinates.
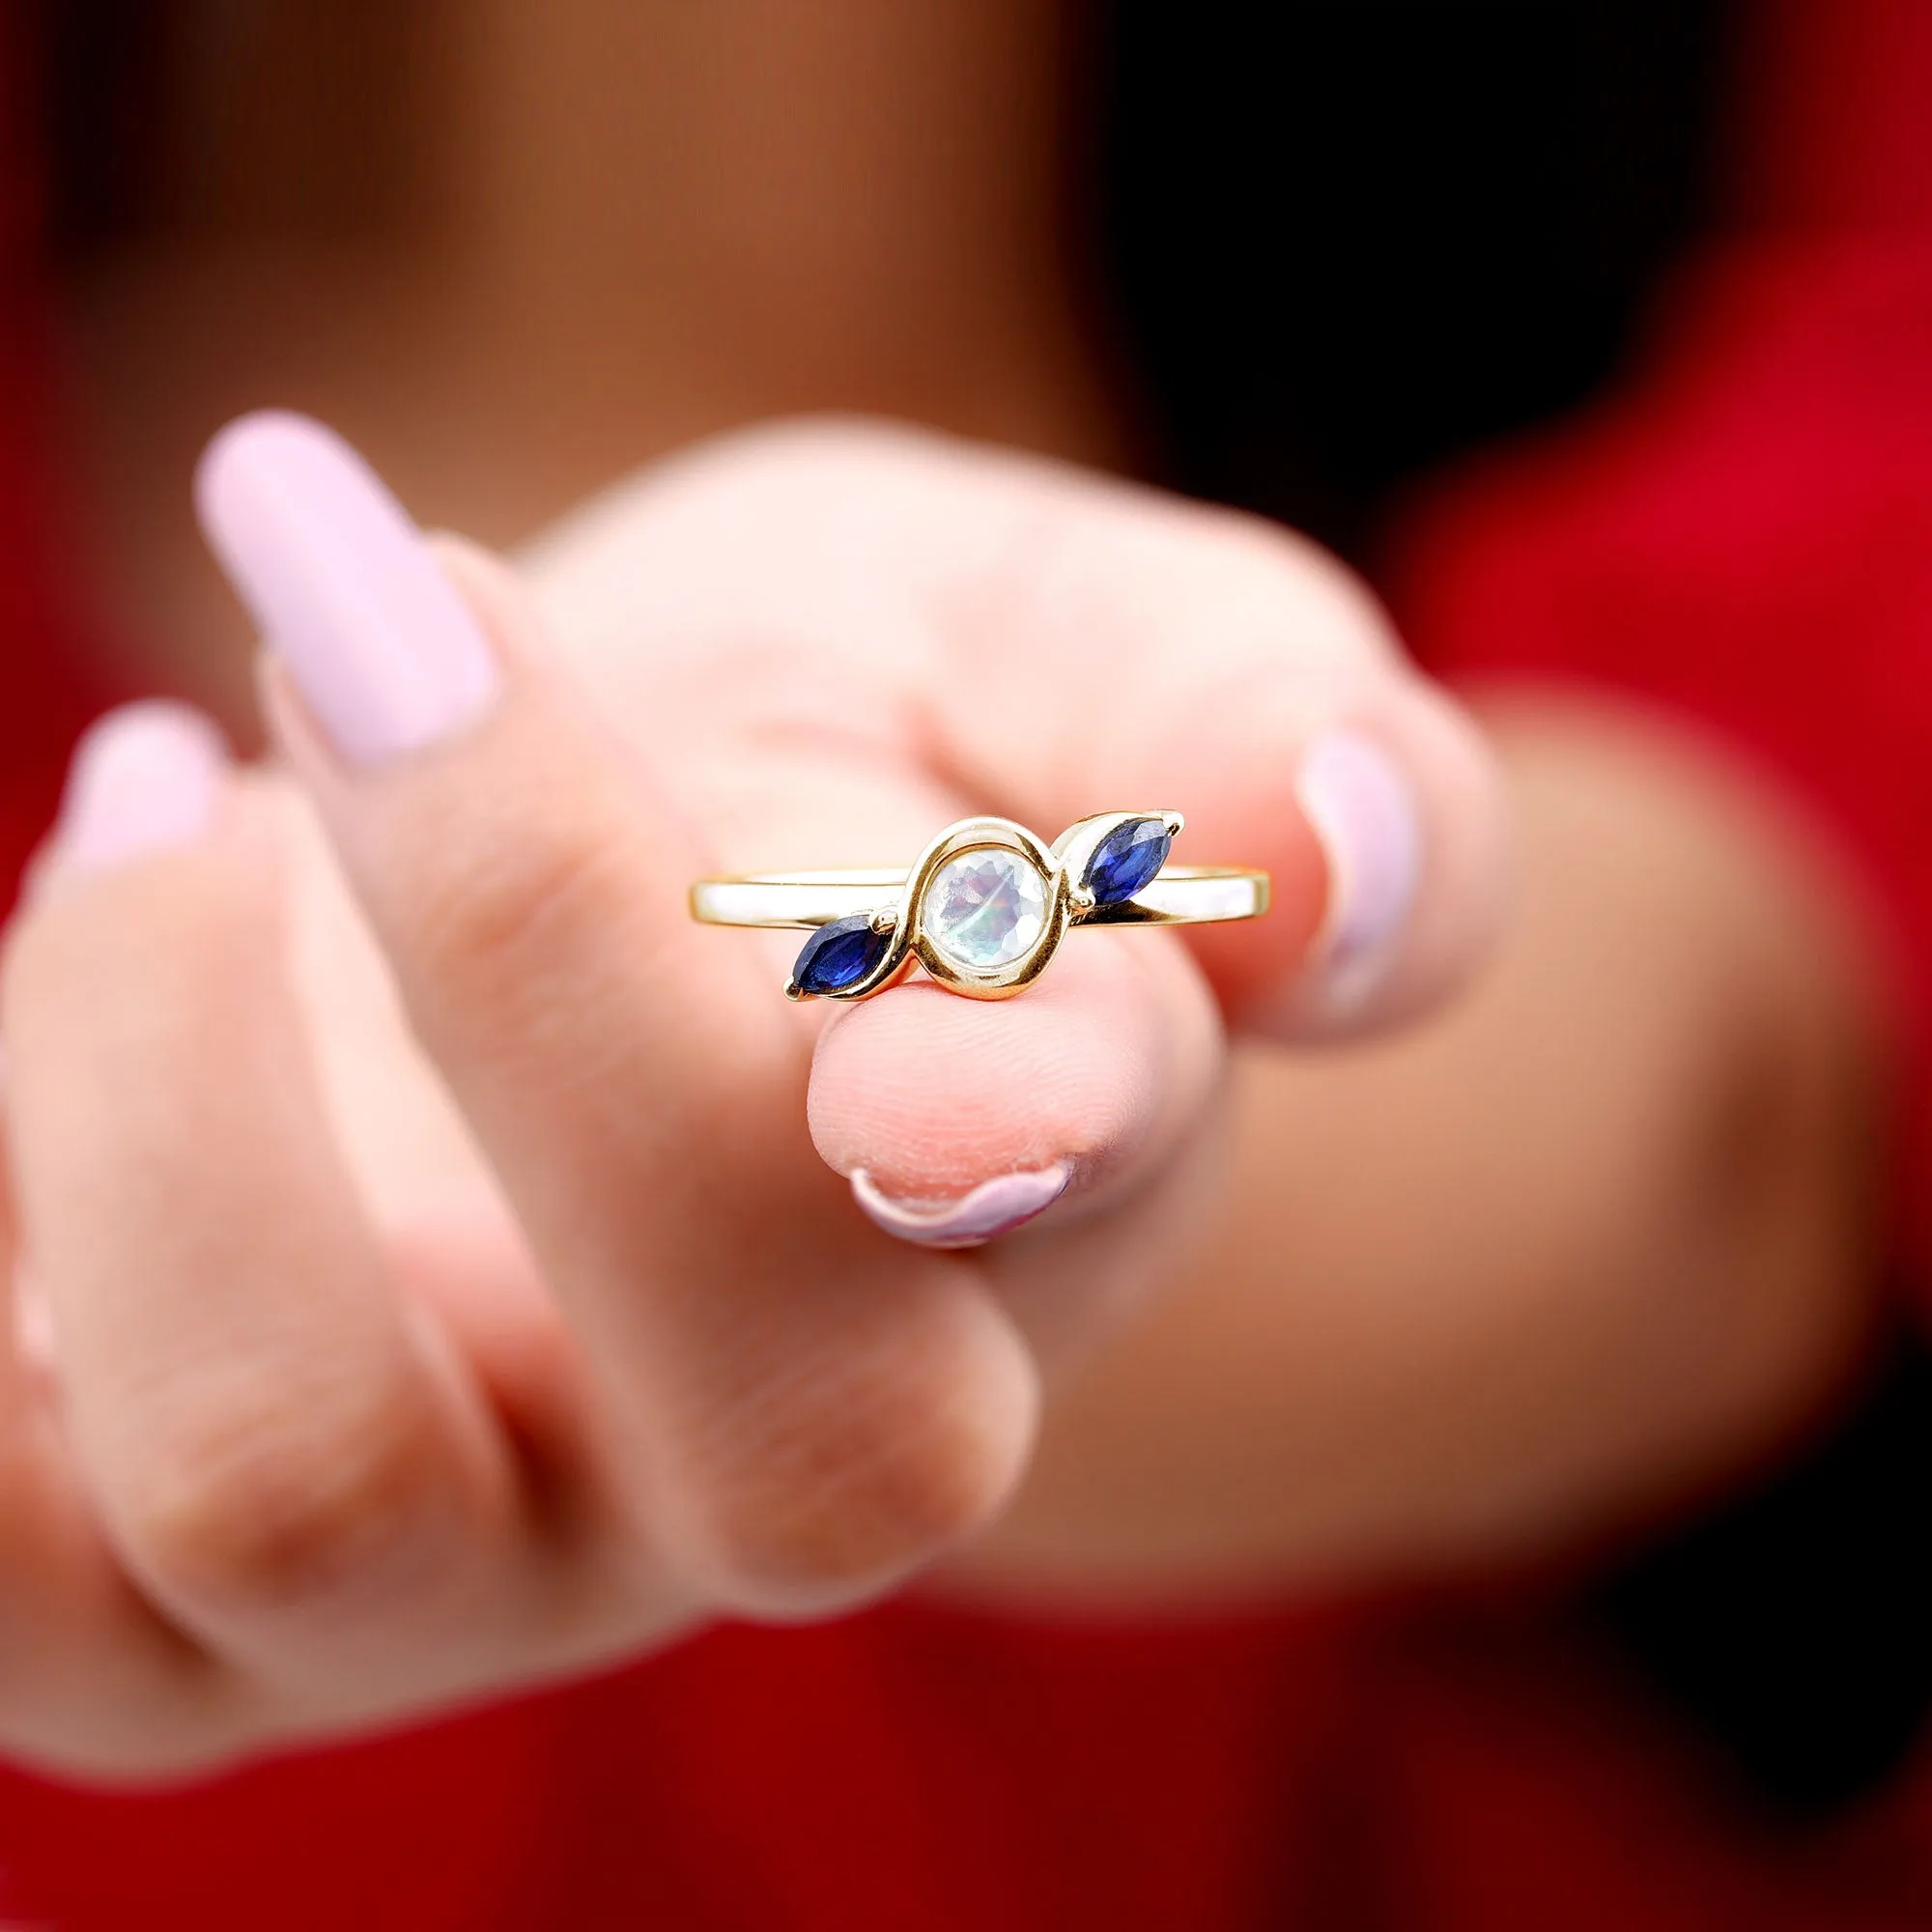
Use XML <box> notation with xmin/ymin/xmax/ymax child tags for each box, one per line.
<box><xmin>850</xmin><ymin>1163</ymin><xmax>1071</xmax><ymax>1249</ymax></box>
<box><xmin>1296</xmin><ymin>729</ymin><xmax>1422</xmax><ymax>1010</ymax></box>
<box><xmin>55</xmin><ymin>702</ymin><xmax>226</xmax><ymax>874</ymax></box>
<box><xmin>194</xmin><ymin>411</ymin><xmax>498</xmax><ymax>769</ymax></box>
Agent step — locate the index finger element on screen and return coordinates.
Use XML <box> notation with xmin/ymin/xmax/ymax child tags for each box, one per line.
<box><xmin>196</xmin><ymin>414</ymin><xmax>1041</xmax><ymax>1616</ymax></box>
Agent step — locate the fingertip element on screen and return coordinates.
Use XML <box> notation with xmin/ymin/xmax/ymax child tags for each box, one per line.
<box><xmin>1293</xmin><ymin>727</ymin><xmax>1426</xmax><ymax>1016</ymax></box>
<box><xmin>50</xmin><ymin>701</ymin><xmax>231</xmax><ymax>880</ymax></box>
<box><xmin>194</xmin><ymin>410</ymin><xmax>349</xmax><ymax>536</ymax></box>
<box><xmin>807</xmin><ymin>936</ymin><xmax>1218</xmax><ymax>1228</ymax></box>
<box><xmin>196</xmin><ymin>411</ymin><xmax>499</xmax><ymax>772</ymax></box>
<box><xmin>850</xmin><ymin>1161</ymin><xmax>1072</xmax><ymax>1249</ymax></box>
<box><xmin>1234</xmin><ymin>687</ymin><xmax>1512</xmax><ymax>1042</ymax></box>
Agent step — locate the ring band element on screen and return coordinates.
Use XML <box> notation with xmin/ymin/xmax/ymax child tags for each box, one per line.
<box><xmin>689</xmin><ymin>811</ymin><xmax>1269</xmax><ymax>1002</ymax></box>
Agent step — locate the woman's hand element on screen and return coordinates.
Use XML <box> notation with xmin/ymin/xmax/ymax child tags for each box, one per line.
<box><xmin>0</xmin><ymin>413</ymin><xmax>1504</xmax><ymax>1776</ymax></box>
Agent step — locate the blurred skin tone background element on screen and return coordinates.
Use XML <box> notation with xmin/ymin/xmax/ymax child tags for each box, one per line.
<box><xmin>35</xmin><ymin>0</ymin><xmax>1883</xmax><ymax>1604</ymax></box>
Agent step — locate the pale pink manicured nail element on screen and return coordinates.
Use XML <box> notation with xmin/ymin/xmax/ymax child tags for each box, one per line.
<box><xmin>1296</xmin><ymin>729</ymin><xmax>1422</xmax><ymax>1009</ymax></box>
<box><xmin>194</xmin><ymin>411</ymin><xmax>497</xmax><ymax>769</ymax></box>
<box><xmin>55</xmin><ymin>702</ymin><xmax>226</xmax><ymax>873</ymax></box>
<box><xmin>851</xmin><ymin>1162</ymin><xmax>1071</xmax><ymax>1249</ymax></box>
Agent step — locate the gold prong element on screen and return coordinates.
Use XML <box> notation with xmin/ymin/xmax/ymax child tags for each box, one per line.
<box><xmin>868</xmin><ymin>908</ymin><xmax>897</xmax><ymax>934</ymax></box>
<box><xmin>783</xmin><ymin>980</ymin><xmax>805</xmax><ymax>1001</ymax></box>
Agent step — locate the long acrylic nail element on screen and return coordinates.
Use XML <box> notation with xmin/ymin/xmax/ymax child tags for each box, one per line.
<box><xmin>850</xmin><ymin>1163</ymin><xmax>1071</xmax><ymax>1249</ymax></box>
<box><xmin>194</xmin><ymin>411</ymin><xmax>497</xmax><ymax>769</ymax></box>
<box><xmin>55</xmin><ymin>702</ymin><xmax>226</xmax><ymax>874</ymax></box>
<box><xmin>1295</xmin><ymin>729</ymin><xmax>1422</xmax><ymax>1010</ymax></box>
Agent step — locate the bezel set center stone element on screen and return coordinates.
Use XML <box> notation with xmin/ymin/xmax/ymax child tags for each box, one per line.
<box><xmin>921</xmin><ymin>849</ymin><xmax>1049</xmax><ymax>972</ymax></box>
<box><xmin>784</xmin><ymin>810</ymin><xmax>1183</xmax><ymax>1003</ymax></box>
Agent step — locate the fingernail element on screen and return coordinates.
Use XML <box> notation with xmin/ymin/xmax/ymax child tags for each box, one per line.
<box><xmin>850</xmin><ymin>1162</ymin><xmax>1071</xmax><ymax>1249</ymax></box>
<box><xmin>55</xmin><ymin>702</ymin><xmax>226</xmax><ymax>874</ymax></box>
<box><xmin>194</xmin><ymin>411</ymin><xmax>497</xmax><ymax>769</ymax></box>
<box><xmin>1296</xmin><ymin>729</ymin><xmax>1422</xmax><ymax>1009</ymax></box>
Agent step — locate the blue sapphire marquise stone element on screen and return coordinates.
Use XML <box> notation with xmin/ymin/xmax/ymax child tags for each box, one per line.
<box><xmin>1082</xmin><ymin>817</ymin><xmax>1172</xmax><ymax>905</ymax></box>
<box><xmin>793</xmin><ymin>914</ymin><xmax>894</xmax><ymax>995</ymax></box>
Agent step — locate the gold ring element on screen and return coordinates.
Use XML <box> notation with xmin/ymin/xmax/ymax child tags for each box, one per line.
<box><xmin>689</xmin><ymin>811</ymin><xmax>1269</xmax><ymax>1002</ymax></box>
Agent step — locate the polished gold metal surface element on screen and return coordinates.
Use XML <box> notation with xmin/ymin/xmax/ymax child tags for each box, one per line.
<box><xmin>689</xmin><ymin>810</ymin><xmax>1270</xmax><ymax>1002</ymax></box>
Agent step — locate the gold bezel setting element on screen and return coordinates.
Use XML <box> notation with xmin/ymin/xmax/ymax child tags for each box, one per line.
<box><xmin>907</xmin><ymin>816</ymin><xmax>1068</xmax><ymax>1001</ymax></box>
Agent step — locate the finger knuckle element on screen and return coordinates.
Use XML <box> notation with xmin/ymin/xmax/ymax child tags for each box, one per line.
<box><xmin>404</xmin><ymin>797</ymin><xmax>640</xmax><ymax>1031</ymax></box>
<box><xmin>118</xmin><ymin>1388</ymin><xmax>451</xmax><ymax>1614</ymax></box>
<box><xmin>678</xmin><ymin>1305</ymin><xmax>1032</xmax><ymax>1606</ymax></box>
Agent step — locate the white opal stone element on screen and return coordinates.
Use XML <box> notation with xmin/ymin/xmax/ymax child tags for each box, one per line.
<box><xmin>922</xmin><ymin>848</ymin><xmax>1048</xmax><ymax>970</ymax></box>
